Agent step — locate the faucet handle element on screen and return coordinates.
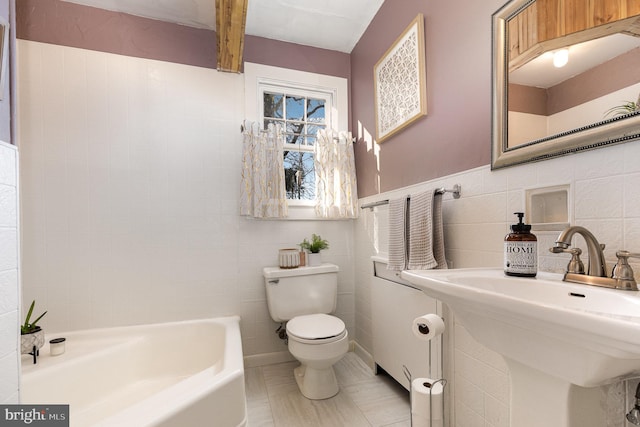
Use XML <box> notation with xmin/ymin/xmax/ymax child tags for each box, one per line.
<box><xmin>611</xmin><ymin>251</ymin><xmax>640</xmax><ymax>290</ymax></box>
<box><xmin>564</xmin><ymin>248</ymin><xmax>584</xmax><ymax>275</ymax></box>
<box><xmin>549</xmin><ymin>247</ymin><xmax>585</xmax><ymax>274</ymax></box>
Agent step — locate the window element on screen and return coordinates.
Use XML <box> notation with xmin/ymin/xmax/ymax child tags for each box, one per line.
<box><xmin>260</xmin><ymin>85</ymin><xmax>333</xmax><ymax>204</ymax></box>
<box><xmin>244</xmin><ymin>63</ymin><xmax>349</xmax><ymax>218</ymax></box>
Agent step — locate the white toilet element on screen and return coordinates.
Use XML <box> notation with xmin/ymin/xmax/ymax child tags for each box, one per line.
<box><xmin>263</xmin><ymin>263</ymin><xmax>348</xmax><ymax>400</ymax></box>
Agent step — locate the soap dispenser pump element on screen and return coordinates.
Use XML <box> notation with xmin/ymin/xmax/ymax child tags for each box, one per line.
<box><xmin>504</xmin><ymin>212</ymin><xmax>537</xmax><ymax>277</ymax></box>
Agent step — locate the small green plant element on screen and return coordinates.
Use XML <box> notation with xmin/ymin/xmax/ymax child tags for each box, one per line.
<box><xmin>21</xmin><ymin>300</ymin><xmax>47</xmax><ymax>335</ymax></box>
<box><xmin>605</xmin><ymin>93</ymin><xmax>640</xmax><ymax>118</ymax></box>
<box><xmin>300</xmin><ymin>234</ymin><xmax>329</xmax><ymax>254</ymax></box>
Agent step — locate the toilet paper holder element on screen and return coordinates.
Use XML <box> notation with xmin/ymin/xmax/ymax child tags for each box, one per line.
<box><xmin>404</xmin><ymin>365</ymin><xmax>447</xmax><ymax>427</ymax></box>
<box><xmin>406</xmin><ymin>313</ymin><xmax>447</xmax><ymax>427</ymax></box>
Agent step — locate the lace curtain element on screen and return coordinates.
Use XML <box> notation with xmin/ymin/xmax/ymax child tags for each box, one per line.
<box><xmin>314</xmin><ymin>130</ymin><xmax>358</xmax><ymax>219</ymax></box>
<box><xmin>240</xmin><ymin>121</ymin><xmax>289</xmax><ymax>218</ymax></box>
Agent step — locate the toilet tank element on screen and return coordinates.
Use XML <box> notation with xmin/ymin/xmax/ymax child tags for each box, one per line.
<box><xmin>263</xmin><ymin>263</ymin><xmax>339</xmax><ymax>322</ymax></box>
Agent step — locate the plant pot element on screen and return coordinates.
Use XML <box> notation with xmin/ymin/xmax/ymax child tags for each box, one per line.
<box><xmin>308</xmin><ymin>253</ymin><xmax>322</xmax><ymax>266</ymax></box>
<box><xmin>21</xmin><ymin>327</ymin><xmax>45</xmax><ymax>362</ymax></box>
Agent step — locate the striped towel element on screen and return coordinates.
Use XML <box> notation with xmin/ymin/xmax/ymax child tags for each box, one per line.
<box><xmin>387</xmin><ymin>197</ymin><xmax>408</xmax><ymax>271</ymax></box>
<box><xmin>407</xmin><ymin>190</ymin><xmax>448</xmax><ymax>270</ymax></box>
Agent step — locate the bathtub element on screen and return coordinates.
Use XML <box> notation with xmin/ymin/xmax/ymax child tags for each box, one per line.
<box><xmin>21</xmin><ymin>316</ymin><xmax>247</xmax><ymax>427</ymax></box>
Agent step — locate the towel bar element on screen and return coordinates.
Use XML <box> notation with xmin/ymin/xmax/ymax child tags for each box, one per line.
<box><xmin>360</xmin><ymin>184</ymin><xmax>461</xmax><ymax>210</ymax></box>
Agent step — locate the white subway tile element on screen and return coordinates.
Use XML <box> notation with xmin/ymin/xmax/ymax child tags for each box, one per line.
<box><xmin>574</xmin><ymin>144</ymin><xmax>624</xmax><ymax>180</ymax></box>
<box><xmin>0</xmin><ymin>229</ymin><xmax>17</xmax><ymax>273</ymax></box>
<box><xmin>455</xmin><ymin>375</ymin><xmax>485</xmax><ymax>416</ymax></box>
<box><xmin>0</xmin><ymin>145</ymin><xmax>16</xmax><ymax>186</ymax></box>
<box><xmin>625</xmin><ymin>218</ymin><xmax>640</xmax><ymax>252</ymax></box>
<box><xmin>0</xmin><ymin>270</ymin><xmax>18</xmax><ymax>315</ymax></box>
<box><xmin>0</xmin><ymin>185</ymin><xmax>16</xmax><ymax>228</ymax></box>
<box><xmin>624</xmin><ymin>141</ymin><xmax>640</xmax><ymax>173</ymax></box>
<box><xmin>454</xmin><ymin>400</ymin><xmax>486</xmax><ymax>427</ymax></box>
<box><xmin>482</xmin><ymin>364</ymin><xmax>510</xmax><ymax>404</ymax></box>
<box><xmin>535</xmin><ymin>155</ymin><xmax>574</xmax><ymax>187</ymax></box>
<box><xmin>0</xmin><ymin>350</ymin><xmax>19</xmax><ymax>402</ymax></box>
<box><xmin>624</xmin><ymin>173</ymin><xmax>640</xmax><ymax>217</ymax></box>
<box><xmin>575</xmin><ymin>176</ymin><xmax>623</xmax><ymax>219</ymax></box>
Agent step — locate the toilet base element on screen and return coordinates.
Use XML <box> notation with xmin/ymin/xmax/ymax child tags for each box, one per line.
<box><xmin>294</xmin><ymin>364</ymin><xmax>339</xmax><ymax>400</ymax></box>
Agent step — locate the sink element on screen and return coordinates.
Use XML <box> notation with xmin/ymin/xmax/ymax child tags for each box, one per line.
<box><xmin>401</xmin><ymin>268</ymin><xmax>640</xmax><ymax>427</ymax></box>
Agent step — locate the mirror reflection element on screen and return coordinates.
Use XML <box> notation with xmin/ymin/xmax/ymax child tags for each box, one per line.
<box><xmin>508</xmin><ymin>31</ymin><xmax>640</xmax><ymax>148</ymax></box>
<box><xmin>491</xmin><ymin>0</ymin><xmax>640</xmax><ymax>169</ymax></box>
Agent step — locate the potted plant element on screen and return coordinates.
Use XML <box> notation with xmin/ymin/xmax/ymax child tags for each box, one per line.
<box><xmin>21</xmin><ymin>300</ymin><xmax>47</xmax><ymax>363</ymax></box>
<box><xmin>300</xmin><ymin>234</ymin><xmax>329</xmax><ymax>266</ymax></box>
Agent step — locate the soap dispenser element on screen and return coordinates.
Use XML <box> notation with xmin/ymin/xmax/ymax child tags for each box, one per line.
<box><xmin>504</xmin><ymin>212</ymin><xmax>537</xmax><ymax>277</ymax></box>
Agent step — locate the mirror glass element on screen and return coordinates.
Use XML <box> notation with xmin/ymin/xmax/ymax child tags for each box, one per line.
<box><xmin>492</xmin><ymin>0</ymin><xmax>640</xmax><ymax>169</ymax></box>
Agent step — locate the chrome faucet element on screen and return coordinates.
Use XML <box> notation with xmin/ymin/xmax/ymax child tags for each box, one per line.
<box><xmin>550</xmin><ymin>226</ymin><xmax>638</xmax><ymax>290</ymax></box>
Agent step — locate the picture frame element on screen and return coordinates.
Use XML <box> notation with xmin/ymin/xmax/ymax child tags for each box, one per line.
<box><xmin>374</xmin><ymin>14</ymin><xmax>427</xmax><ymax>143</ymax></box>
<box><xmin>0</xmin><ymin>18</ymin><xmax>8</xmax><ymax>101</ymax></box>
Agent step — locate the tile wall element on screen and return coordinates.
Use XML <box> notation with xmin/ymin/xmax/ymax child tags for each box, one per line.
<box><xmin>17</xmin><ymin>40</ymin><xmax>355</xmax><ymax>360</ymax></box>
<box><xmin>354</xmin><ymin>140</ymin><xmax>640</xmax><ymax>427</ymax></box>
<box><xmin>0</xmin><ymin>141</ymin><xmax>19</xmax><ymax>403</ymax></box>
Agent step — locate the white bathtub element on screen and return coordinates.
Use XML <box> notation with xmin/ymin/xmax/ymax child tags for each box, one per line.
<box><xmin>21</xmin><ymin>316</ymin><xmax>247</xmax><ymax>427</ymax></box>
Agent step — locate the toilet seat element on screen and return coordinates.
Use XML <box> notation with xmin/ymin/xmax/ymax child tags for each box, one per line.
<box><xmin>286</xmin><ymin>314</ymin><xmax>346</xmax><ymax>344</ymax></box>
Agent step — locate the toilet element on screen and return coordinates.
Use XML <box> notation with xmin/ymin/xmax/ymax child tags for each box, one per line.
<box><xmin>263</xmin><ymin>263</ymin><xmax>348</xmax><ymax>400</ymax></box>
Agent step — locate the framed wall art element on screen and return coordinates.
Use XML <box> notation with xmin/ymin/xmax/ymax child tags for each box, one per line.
<box><xmin>374</xmin><ymin>14</ymin><xmax>427</xmax><ymax>143</ymax></box>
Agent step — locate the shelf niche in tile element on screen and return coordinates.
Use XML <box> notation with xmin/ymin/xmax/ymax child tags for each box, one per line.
<box><xmin>525</xmin><ymin>185</ymin><xmax>570</xmax><ymax>232</ymax></box>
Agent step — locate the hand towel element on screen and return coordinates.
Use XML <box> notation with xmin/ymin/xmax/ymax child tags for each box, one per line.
<box><xmin>432</xmin><ymin>192</ymin><xmax>448</xmax><ymax>269</ymax></box>
<box><xmin>387</xmin><ymin>197</ymin><xmax>408</xmax><ymax>271</ymax></box>
<box><xmin>407</xmin><ymin>191</ymin><xmax>438</xmax><ymax>270</ymax></box>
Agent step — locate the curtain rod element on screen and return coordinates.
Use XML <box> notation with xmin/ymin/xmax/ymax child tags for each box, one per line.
<box><xmin>241</xmin><ymin>124</ymin><xmax>356</xmax><ymax>143</ymax></box>
<box><xmin>360</xmin><ymin>184</ymin><xmax>461</xmax><ymax>210</ymax></box>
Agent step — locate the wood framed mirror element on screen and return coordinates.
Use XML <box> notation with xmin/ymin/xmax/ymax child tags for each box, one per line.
<box><xmin>491</xmin><ymin>0</ymin><xmax>640</xmax><ymax>169</ymax></box>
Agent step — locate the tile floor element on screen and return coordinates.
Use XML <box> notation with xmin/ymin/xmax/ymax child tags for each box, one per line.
<box><xmin>244</xmin><ymin>352</ymin><xmax>411</xmax><ymax>427</ymax></box>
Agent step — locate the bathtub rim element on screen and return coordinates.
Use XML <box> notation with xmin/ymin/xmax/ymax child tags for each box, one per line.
<box><xmin>20</xmin><ymin>316</ymin><xmax>247</xmax><ymax>427</ymax></box>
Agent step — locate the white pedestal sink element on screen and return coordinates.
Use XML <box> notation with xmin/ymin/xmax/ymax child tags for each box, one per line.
<box><xmin>401</xmin><ymin>268</ymin><xmax>640</xmax><ymax>427</ymax></box>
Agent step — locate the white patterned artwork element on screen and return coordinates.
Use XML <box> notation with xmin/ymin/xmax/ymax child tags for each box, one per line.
<box><xmin>374</xmin><ymin>14</ymin><xmax>427</xmax><ymax>143</ymax></box>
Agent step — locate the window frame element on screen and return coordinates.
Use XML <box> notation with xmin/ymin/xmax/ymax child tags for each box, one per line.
<box><xmin>259</xmin><ymin>83</ymin><xmax>334</xmax><ymax>206</ymax></box>
<box><xmin>243</xmin><ymin>63</ymin><xmax>348</xmax><ymax>219</ymax></box>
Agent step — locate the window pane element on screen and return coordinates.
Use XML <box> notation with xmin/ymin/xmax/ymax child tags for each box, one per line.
<box><xmin>286</xmin><ymin>96</ymin><xmax>305</xmax><ymax>121</ymax></box>
<box><xmin>306</xmin><ymin>124</ymin><xmax>325</xmax><ymax>145</ymax></box>
<box><xmin>286</xmin><ymin>122</ymin><xmax>305</xmax><ymax>145</ymax></box>
<box><xmin>264</xmin><ymin>93</ymin><xmax>283</xmax><ymax>118</ymax></box>
<box><xmin>264</xmin><ymin>119</ymin><xmax>284</xmax><ymax>130</ymax></box>
<box><xmin>307</xmin><ymin>98</ymin><xmax>325</xmax><ymax>123</ymax></box>
<box><xmin>283</xmin><ymin>151</ymin><xmax>315</xmax><ymax>200</ymax></box>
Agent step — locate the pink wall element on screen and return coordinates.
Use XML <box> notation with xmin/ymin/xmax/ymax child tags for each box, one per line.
<box><xmin>0</xmin><ymin>0</ymin><xmax>11</xmax><ymax>143</ymax></box>
<box><xmin>512</xmin><ymin>48</ymin><xmax>640</xmax><ymax>116</ymax></box>
<box><xmin>16</xmin><ymin>0</ymin><xmax>350</xmax><ymax>79</ymax></box>
<box><xmin>351</xmin><ymin>0</ymin><xmax>504</xmax><ymax>197</ymax></box>
<box><xmin>547</xmin><ymin>47</ymin><xmax>640</xmax><ymax>115</ymax></box>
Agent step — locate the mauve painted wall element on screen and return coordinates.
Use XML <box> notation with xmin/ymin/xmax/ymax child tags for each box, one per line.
<box><xmin>548</xmin><ymin>47</ymin><xmax>640</xmax><ymax>115</ymax></box>
<box><xmin>351</xmin><ymin>0</ymin><xmax>504</xmax><ymax>197</ymax></box>
<box><xmin>0</xmin><ymin>0</ymin><xmax>10</xmax><ymax>143</ymax></box>
<box><xmin>16</xmin><ymin>0</ymin><xmax>350</xmax><ymax>79</ymax></box>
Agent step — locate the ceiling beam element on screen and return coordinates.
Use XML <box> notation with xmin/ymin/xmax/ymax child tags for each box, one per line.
<box><xmin>216</xmin><ymin>0</ymin><xmax>248</xmax><ymax>73</ymax></box>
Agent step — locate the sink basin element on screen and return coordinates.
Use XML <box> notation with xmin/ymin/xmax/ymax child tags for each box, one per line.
<box><xmin>401</xmin><ymin>268</ymin><xmax>640</xmax><ymax>386</ymax></box>
<box><xmin>401</xmin><ymin>268</ymin><xmax>640</xmax><ymax>427</ymax></box>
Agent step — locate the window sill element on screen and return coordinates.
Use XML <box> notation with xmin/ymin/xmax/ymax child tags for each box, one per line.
<box><xmin>240</xmin><ymin>204</ymin><xmax>354</xmax><ymax>221</ymax></box>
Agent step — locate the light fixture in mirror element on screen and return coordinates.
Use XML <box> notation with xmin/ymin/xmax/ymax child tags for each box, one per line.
<box><xmin>491</xmin><ymin>0</ymin><xmax>640</xmax><ymax>169</ymax></box>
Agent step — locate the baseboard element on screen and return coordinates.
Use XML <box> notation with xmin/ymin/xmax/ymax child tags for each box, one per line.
<box><xmin>243</xmin><ymin>341</ymin><xmax>375</xmax><ymax>370</ymax></box>
<box><xmin>243</xmin><ymin>350</ymin><xmax>296</xmax><ymax>368</ymax></box>
<box><xmin>351</xmin><ymin>340</ymin><xmax>376</xmax><ymax>372</ymax></box>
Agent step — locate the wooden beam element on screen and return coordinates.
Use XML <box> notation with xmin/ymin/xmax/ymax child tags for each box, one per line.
<box><xmin>216</xmin><ymin>0</ymin><xmax>248</xmax><ymax>73</ymax></box>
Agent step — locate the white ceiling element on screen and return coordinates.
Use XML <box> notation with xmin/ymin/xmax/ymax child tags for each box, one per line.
<box><xmin>62</xmin><ymin>0</ymin><xmax>385</xmax><ymax>53</ymax></box>
<box><xmin>509</xmin><ymin>33</ymin><xmax>640</xmax><ymax>88</ymax></box>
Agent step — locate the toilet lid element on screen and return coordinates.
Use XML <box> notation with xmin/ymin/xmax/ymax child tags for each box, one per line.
<box><xmin>286</xmin><ymin>314</ymin><xmax>345</xmax><ymax>340</ymax></box>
